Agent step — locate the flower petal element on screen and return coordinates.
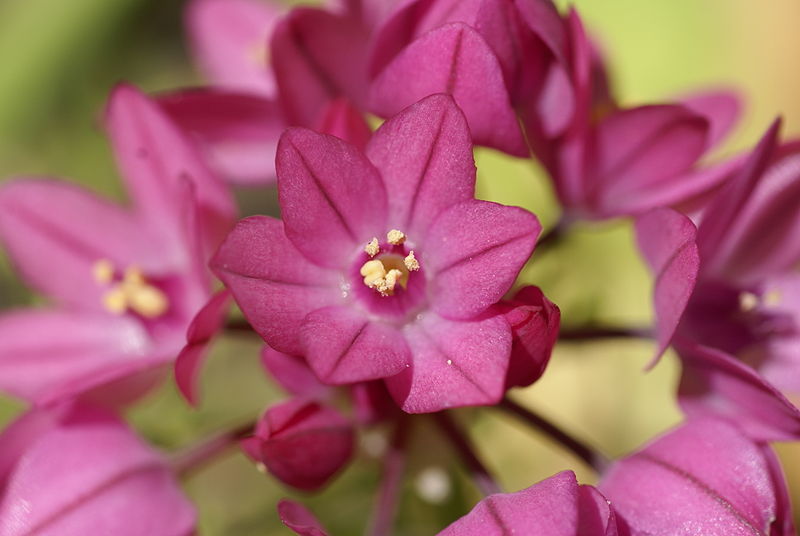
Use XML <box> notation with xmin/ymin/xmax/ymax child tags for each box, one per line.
<box><xmin>681</xmin><ymin>89</ymin><xmax>742</xmax><ymax>150</ymax></box>
<box><xmin>315</xmin><ymin>98</ymin><xmax>372</xmax><ymax>151</ymax></box>
<box><xmin>599</xmin><ymin>417</ymin><xmax>789</xmax><ymax>536</ymax></box>
<box><xmin>186</xmin><ymin>0</ymin><xmax>279</xmax><ymax>96</ymax></box>
<box><xmin>260</xmin><ymin>347</ymin><xmax>329</xmax><ymax>398</ymax></box>
<box><xmin>590</xmin><ymin>105</ymin><xmax>710</xmax><ymax>217</ymax></box>
<box><xmin>175</xmin><ymin>289</ymin><xmax>232</xmax><ymax>407</ymax></box>
<box><xmin>386</xmin><ymin>312</ymin><xmax>511</xmax><ymax>413</ymax></box>
<box><xmin>0</xmin><ymin>309</ymin><xmax>158</xmax><ymax>405</ymax></box>
<box><xmin>211</xmin><ymin>216</ymin><xmax>341</xmax><ymax>355</ymax></box>
<box><xmin>0</xmin><ymin>406</ymin><xmax>195</xmax><ymax>536</ymax></box>
<box><xmin>105</xmin><ymin>83</ymin><xmax>236</xmax><ymax>251</ymax></box>
<box><xmin>276</xmin><ymin>128</ymin><xmax>387</xmax><ymax>268</ymax></box>
<box><xmin>0</xmin><ymin>179</ymin><xmax>156</xmax><ymax>310</ymax></box>
<box><xmin>635</xmin><ymin>208</ymin><xmax>699</xmax><ymax>368</ymax></box>
<box><xmin>366</xmin><ymin>93</ymin><xmax>475</xmax><ymax>239</ymax></box>
<box><xmin>159</xmin><ymin>89</ymin><xmax>286</xmax><ymax>185</ymax></box>
<box><xmin>439</xmin><ymin>471</ymin><xmax>616</xmax><ymax>536</ymax></box>
<box><xmin>369</xmin><ymin>23</ymin><xmax>527</xmax><ymax>156</ymax></box>
<box><xmin>271</xmin><ymin>7</ymin><xmax>371</xmax><ymax>127</ymax></box>
<box><xmin>426</xmin><ymin>200</ymin><xmax>540</xmax><ymax>320</ymax></box>
<box><xmin>301</xmin><ymin>306</ymin><xmax>410</xmax><ymax>384</ymax></box>
<box><xmin>278</xmin><ymin>500</ymin><xmax>329</xmax><ymax>536</ymax></box>
<box><xmin>677</xmin><ymin>341</ymin><xmax>800</xmax><ymax>442</ymax></box>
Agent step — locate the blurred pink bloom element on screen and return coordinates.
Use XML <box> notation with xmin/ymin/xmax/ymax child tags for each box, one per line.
<box><xmin>212</xmin><ymin>94</ymin><xmax>541</xmax><ymax>413</ymax></box>
<box><xmin>439</xmin><ymin>471</ymin><xmax>617</xmax><ymax>535</ymax></box>
<box><xmin>240</xmin><ymin>398</ymin><xmax>355</xmax><ymax>491</ymax></box>
<box><xmin>0</xmin><ymin>84</ymin><xmax>235</xmax><ymax>408</ymax></box>
<box><xmin>599</xmin><ymin>417</ymin><xmax>795</xmax><ymax>536</ymax></box>
<box><xmin>0</xmin><ymin>404</ymin><xmax>195</xmax><ymax>536</ymax></box>
<box><xmin>278</xmin><ymin>499</ymin><xmax>328</xmax><ymax>536</ymax></box>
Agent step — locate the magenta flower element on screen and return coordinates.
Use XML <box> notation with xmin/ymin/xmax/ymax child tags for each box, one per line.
<box><xmin>240</xmin><ymin>398</ymin><xmax>355</xmax><ymax>491</ymax></box>
<box><xmin>0</xmin><ymin>404</ymin><xmax>195</xmax><ymax>536</ymax></box>
<box><xmin>439</xmin><ymin>471</ymin><xmax>617</xmax><ymax>535</ymax></box>
<box><xmin>212</xmin><ymin>94</ymin><xmax>540</xmax><ymax>413</ymax></box>
<box><xmin>599</xmin><ymin>417</ymin><xmax>795</xmax><ymax>535</ymax></box>
<box><xmin>0</xmin><ymin>84</ymin><xmax>235</xmax><ymax>407</ymax></box>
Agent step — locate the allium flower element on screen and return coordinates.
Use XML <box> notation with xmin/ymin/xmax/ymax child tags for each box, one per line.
<box><xmin>212</xmin><ymin>94</ymin><xmax>541</xmax><ymax>413</ymax></box>
<box><xmin>0</xmin><ymin>404</ymin><xmax>195</xmax><ymax>536</ymax></box>
<box><xmin>0</xmin><ymin>84</ymin><xmax>234</xmax><ymax>407</ymax></box>
<box><xmin>599</xmin><ymin>417</ymin><xmax>795</xmax><ymax>536</ymax></box>
<box><xmin>240</xmin><ymin>398</ymin><xmax>355</xmax><ymax>491</ymax></box>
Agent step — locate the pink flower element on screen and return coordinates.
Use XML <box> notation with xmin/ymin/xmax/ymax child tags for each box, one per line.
<box><xmin>0</xmin><ymin>404</ymin><xmax>195</xmax><ymax>536</ymax></box>
<box><xmin>599</xmin><ymin>417</ymin><xmax>795</xmax><ymax>535</ymax></box>
<box><xmin>0</xmin><ymin>84</ymin><xmax>235</xmax><ymax>407</ymax></box>
<box><xmin>212</xmin><ymin>94</ymin><xmax>541</xmax><ymax>413</ymax></box>
<box><xmin>240</xmin><ymin>398</ymin><xmax>355</xmax><ymax>491</ymax></box>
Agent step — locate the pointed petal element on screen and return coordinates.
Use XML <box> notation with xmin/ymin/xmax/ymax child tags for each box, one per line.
<box><xmin>704</xmin><ymin>142</ymin><xmax>800</xmax><ymax>284</ymax></box>
<box><xmin>369</xmin><ymin>23</ymin><xmax>527</xmax><ymax>156</ymax></box>
<box><xmin>315</xmin><ymin>98</ymin><xmax>372</xmax><ymax>151</ymax></box>
<box><xmin>175</xmin><ymin>289</ymin><xmax>232</xmax><ymax>406</ymax></box>
<box><xmin>276</xmin><ymin>128</ymin><xmax>387</xmax><ymax>268</ymax></box>
<box><xmin>386</xmin><ymin>312</ymin><xmax>511</xmax><ymax>413</ymax></box>
<box><xmin>635</xmin><ymin>208</ymin><xmax>699</xmax><ymax>367</ymax></box>
<box><xmin>0</xmin><ymin>406</ymin><xmax>195</xmax><ymax>536</ymax></box>
<box><xmin>677</xmin><ymin>341</ymin><xmax>800</xmax><ymax>441</ymax></box>
<box><xmin>511</xmin><ymin>0</ymin><xmax>567</xmax><ymax>64</ymax></box>
<box><xmin>366</xmin><ymin>94</ymin><xmax>475</xmax><ymax>238</ymax></box>
<box><xmin>271</xmin><ymin>7</ymin><xmax>371</xmax><ymax>127</ymax></box>
<box><xmin>300</xmin><ymin>306</ymin><xmax>410</xmax><ymax>384</ymax></box>
<box><xmin>260</xmin><ymin>347</ymin><xmax>329</xmax><ymax>398</ymax></box>
<box><xmin>440</xmin><ymin>471</ymin><xmax>616</xmax><ymax>535</ymax></box>
<box><xmin>696</xmin><ymin>119</ymin><xmax>781</xmax><ymax>270</ymax></box>
<box><xmin>211</xmin><ymin>216</ymin><xmax>341</xmax><ymax>355</ymax></box>
<box><xmin>599</xmin><ymin>417</ymin><xmax>788</xmax><ymax>536</ymax></box>
<box><xmin>158</xmin><ymin>89</ymin><xmax>285</xmax><ymax>185</ymax></box>
<box><xmin>425</xmin><ymin>200</ymin><xmax>540</xmax><ymax>320</ymax></box>
<box><xmin>278</xmin><ymin>500</ymin><xmax>329</xmax><ymax>536</ymax></box>
<box><xmin>186</xmin><ymin>0</ymin><xmax>279</xmax><ymax>96</ymax></box>
<box><xmin>0</xmin><ymin>179</ymin><xmax>156</xmax><ymax>310</ymax></box>
<box><xmin>105</xmin><ymin>83</ymin><xmax>236</xmax><ymax>250</ymax></box>
<box><xmin>590</xmin><ymin>105</ymin><xmax>710</xmax><ymax>216</ymax></box>
<box><xmin>681</xmin><ymin>89</ymin><xmax>742</xmax><ymax>150</ymax></box>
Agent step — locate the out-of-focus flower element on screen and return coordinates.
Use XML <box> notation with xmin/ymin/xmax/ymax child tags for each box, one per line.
<box><xmin>240</xmin><ymin>398</ymin><xmax>355</xmax><ymax>491</ymax></box>
<box><xmin>498</xmin><ymin>286</ymin><xmax>560</xmax><ymax>389</ymax></box>
<box><xmin>599</xmin><ymin>417</ymin><xmax>795</xmax><ymax>536</ymax></box>
<box><xmin>278</xmin><ymin>499</ymin><xmax>329</xmax><ymax>536</ymax></box>
<box><xmin>0</xmin><ymin>404</ymin><xmax>195</xmax><ymax>536</ymax></box>
<box><xmin>439</xmin><ymin>470</ymin><xmax>616</xmax><ymax>535</ymax></box>
<box><xmin>0</xmin><ymin>84</ymin><xmax>235</xmax><ymax>408</ymax></box>
<box><xmin>212</xmin><ymin>94</ymin><xmax>541</xmax><ymax>413</ymax></box>
<box><xmin>163</xmin><ymin>0</ymin><xmax>391</xmax><ymax>185</ymax></box>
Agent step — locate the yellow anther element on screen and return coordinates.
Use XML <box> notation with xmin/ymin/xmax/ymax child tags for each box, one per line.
<box><xmin>103</xmin><ymin>287</ymin><xmax>128</xmax><ymax>315</ymax></box>
<box><xmin>365</xmin><ymin>237</ymin><xmax>380</xmax><ymax>257</ymax></box>
<box><xmin>360</xmin><ymin>259</ymin><xmax>387</xmax><ymax>287</ymax></box>
<box><xmin>404</xmin><ymin>251</ymin><xmax>420</xmax><ymax>272</ymax></box>
<box><xmin>387</xmin><ymin>229</ymin><xmax>406</xmax><ymax>245</ymax></box>
<box><xmin>764</xmin><ymin>289</ymin><xmax>783</xmax><ymax>307</ymax></box>
<box><xmin>739</xmin><ymin>291</ymin><xmax>759</xmax><ymax>312</ymax></box>
<box><xmin>126</xmin><ymin>284</ymin><xmax>169</xmax><ymax>318</ymax></box>
<box><xmin>92</xmin><ymin>259</ymin><xmax>115</xmax><ymax>284</ymax></box>
<box><xmin>123</xmin><ymin>266</ymin><xmax>146</xmax><ymax>286</ymax></box>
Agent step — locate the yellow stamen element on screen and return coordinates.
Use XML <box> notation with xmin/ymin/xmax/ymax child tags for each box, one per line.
<box><xmin>739</xmin><ymin>291</ymin><xmax>759</xmax><ymax>312</ymax></box>
<box><xmin>360</xmin><ymin>260</ymin><xmax>386</xmax><ymax>288</ymax></box>
<box><xmin>404</xmin><ymin>251</ymin><xmax>420</xmax><ymax>272</ymax></box>
<box><xmin>387</xmin><ymin>229</ymin><xmax>406</xmax><ymax>245</ymax></box>
<box><xmin>126</xmin><ymin>284</ymin><xmax>169</xmax><ymax>318</ymax></box>
<box><xmin>92</xmin><ymin>259</ymin><xmax>115</xmax><ymax>284</ymax></box>
<box><xmin>365</xmin><ymin>237</ymin><xmax>380</xmax><ymax>257</ymax></box>
<box><xmin>764</xmin><ymin>289</ymin><xmax>782</xmax><ymax>307</ymax></box>
<box><xmin>103</xmin><ymin>287</ymin><xmax>128</xmax><ymax>315</ymax></box>
<box><xmin>97</xmin><ymin>264</ymin><xmax>169</xmax><ymax>318</ymax></box>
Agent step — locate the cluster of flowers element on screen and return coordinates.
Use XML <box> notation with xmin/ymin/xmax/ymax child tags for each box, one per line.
<box><xmin>0</xmin><ymin>0</ymin><xmax>798</xmax><ymax>534</ymax></box>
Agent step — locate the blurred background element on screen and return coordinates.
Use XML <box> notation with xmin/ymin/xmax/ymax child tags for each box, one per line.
<box><xmin>0</xmin><ymin>0</ymin><xmax>798</xmax><ymax>533</ymax></box>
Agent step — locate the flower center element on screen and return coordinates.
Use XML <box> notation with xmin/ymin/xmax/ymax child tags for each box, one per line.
<box><xmin>359</xmin><ymin>229</ymin><xmax>421</xmax><ymax>297</ymax></box>
<box><xmin>93</xmin><ymin>259</ymin><xmax>169</xmax><ymax>319</ymax></box>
